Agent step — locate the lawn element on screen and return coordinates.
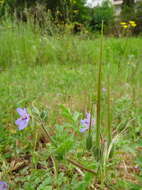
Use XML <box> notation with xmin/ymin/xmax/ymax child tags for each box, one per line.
<box><xmin>0</xmin><ymin>23</ymin><xmax>142</xmax><ymax>189</ymax></box>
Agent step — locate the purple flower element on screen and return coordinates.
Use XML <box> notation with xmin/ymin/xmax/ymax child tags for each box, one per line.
<box><xmin>0</xmin><ymin>181</ymin><xmax>8</xmax><ymax>190</ymax></box>
<box><xmin>80</xmin><ymin>113</ymin><xmax>95</xmax><ymax>133</ymax></box>
<box><xmin>15</xmin><ymin>108</ymin><xmax>30</xmax><ymax>130</ymax></box>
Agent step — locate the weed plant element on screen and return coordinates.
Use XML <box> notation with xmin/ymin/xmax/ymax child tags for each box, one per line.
<box><xmin>0</xmin><ymin>15</ymin><xmax>142</xmax><ymax>190</ymax></box>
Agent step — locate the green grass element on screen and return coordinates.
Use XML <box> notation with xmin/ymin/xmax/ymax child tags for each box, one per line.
<box><xmin>0</xmin><ymin>21</ymin><xmax>142</xmax><ymax>189</ymax></box>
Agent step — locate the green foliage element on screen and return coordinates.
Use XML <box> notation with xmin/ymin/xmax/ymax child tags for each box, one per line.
<box><xmin>1</xmin><ymin>18</ymin><xmax>142</xmax><ymax>189</ymax></box>
<box><xmin>86</xmin><ymin>135</ymin><xmax>92</xmax><ymax>150</ymax></box>
<box><xmin>134</xmin><ymin>2</ymin><xmax>142</xmax><ymax>35</ymax></box>
<box><xmin>71</xmin><ymin>0</ymin><xmax>91</xmax><ymax>24</ymax></box>
<box><xmin>0</xmin><ymin>0</ymin><xmax>90</xmax><ymax>25</ymax></box>
<box><xmin>121</xmin><ymin>5</ymin><xmax>135</xmax><ymax>21</ymax></box>
<box><xmin>90</xmin><ymin>0</ymin><xmax>114</xmax><ymax>32</ymax></box>
<box><xmin>122</xmin><ymin>0</ymin><xmax>135</xmax><ymax>7</ymax></box>
<box><xmin>53</xmin><ymin>125</ymin><xmax>74</xmax><ymax>159</ymax></box>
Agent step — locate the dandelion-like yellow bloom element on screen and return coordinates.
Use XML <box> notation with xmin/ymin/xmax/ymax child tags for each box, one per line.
<box><xmin>131</xmin><ymin>23</ymin><xmax>136</xmax><ymax>27</ymax></box>
<box><xmin>129</xmin><ymin>21</ymin><xmax>135</xmax><ymax>25</ymax></box>
<box><xmin>120</xmin><ymin>22</ymin><xmax>127</xmax><ymax>25</ymax></box>
<box><xmin>123</xmin><ymin>25</ymin><xmax>128</xmax><ymax>29</ymax></box>
<box><xmin>129</xmin><ymin>21</ymin><xmax>136</xmax><ymax>27</ymax></box>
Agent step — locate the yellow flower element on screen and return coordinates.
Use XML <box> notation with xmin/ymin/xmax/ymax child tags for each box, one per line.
<box><xmin>129</xmin><ymin>21</ymin><xmax>137</xmax><ymax>27</ymax></box>
<box><xmin>120</xmin><ymin>22</ymin><xmax>127</xmax><ymax>25</ymax></box>
<box><xmin>129</xmin><ymin>21</ymin><xmax>136</xmax><ymax>27</ymax></box>
<box><xmin>129</xmin><ymin>20</ymin><xmax>135</xmax><ymax>25</ymax></box>
<box><xmin>131</xmin><ymin>23</ymin><xmax>136</xmax><ymax>27</ymax></box>
<box><xmin>123</xmin><ymin>25</ymin><xmax>128</xmax><ymax>29</ymax></box>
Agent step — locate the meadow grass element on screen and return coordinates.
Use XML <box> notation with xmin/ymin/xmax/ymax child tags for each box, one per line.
<box><xmin>0</xmin><ymin>21</ymin><xmax>142</xmax><ymax>189</ymax></box>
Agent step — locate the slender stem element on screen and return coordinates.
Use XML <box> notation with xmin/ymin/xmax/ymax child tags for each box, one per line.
<box><xmin>67</xmin><ymin>158</ymin><xmax>96</xmax><ymax>175</ymax></box>
<box><xmin>96</xmin><ymin>21</ymin><xmax>104</xmax><ymax>157</ymax></box>
<box><xmin>51</xmin><ymin>156</ymin><xmax>58</xmax><ymax>177</ymax></box>
<box><xmin>89</xmin><ymin>103</ymin><xmax>93</xmax><ymax>136</ymax></box>
<box><xmin>34</xmin><ymin>117</ymin><xmax>57</xmax><ymax>146</ymax></box>
<box><xmin>107</xmin><ymin>74</ymin><xmax>112</xmax><ymax>145</ymax></box>
<box><xmin>34</xmin><ymin>128</ymin><xmax>38</xmax><ymax>151</ymax></box>
<box><xmin>131</xmin><ymin>62</ymin><xmax>139</xmax><ymax>140</ymax></box>
<box><xmin>41</xmin><ymin>121</ymin><xmax>57</xmax><ymax>147</ymax></box>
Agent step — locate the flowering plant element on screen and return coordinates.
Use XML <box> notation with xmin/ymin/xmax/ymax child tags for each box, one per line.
<box><xmin>15</xmin><ymin>108</ymin><xmax>30</xmax><ymax>130</ymax></box>
<box><xmin>80</xmin><ymin>113</ymin><xmax>95</xmax><ymax>133</ymax></box>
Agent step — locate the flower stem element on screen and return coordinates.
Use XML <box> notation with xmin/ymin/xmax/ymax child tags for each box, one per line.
<box><xmin>67</xmin><ymin>157</ymin><xmax>96</xmax><ymax>175</ymax></box>
<box><xmin>96</xmin><ymin>20</ymin><xmax>104</xmax><ymax>159</ymax></box>
<box><xmin>41</xmin><ymin>122</ymin><xmax>57</xmax><ymax>147</ymax></box>
<box><xmin>107</xmin><ymin>74</ymin><xmax>112</xmax><ymax>146</ymax></box>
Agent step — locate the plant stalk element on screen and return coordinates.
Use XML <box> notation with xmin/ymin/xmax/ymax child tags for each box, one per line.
<box><xmin>107</xmin><ymin>74</ymin><xmax>112</xmax><ymax>146</ymax></box>
<box><xmin>96</xmin><ymin>20</ymin><xmax>104</xmax><ymax>158</ymax></box>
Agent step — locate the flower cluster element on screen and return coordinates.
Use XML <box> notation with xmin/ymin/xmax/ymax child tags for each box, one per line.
<box><xmin>120</xmin><ymin>21</ymin><xmax>137</xmax><ymax>29</ymax></box>
<box><xmin>15</xmin><ymin>108</ymin><xmax>96</xmax><ymax>135</ymax></box>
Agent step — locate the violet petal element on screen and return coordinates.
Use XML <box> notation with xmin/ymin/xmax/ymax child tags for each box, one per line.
<box><xmin>86</xmin><ymin>113</ymin><xmax>91</xmax><ymax>120</ymax></box>
<box><xmin>18</xmin><ymin>119</ymin><xmax>29</xmax><ymax>130</ymax></box>
<box><xmin>16</xmin><ymin>108</ymin><xmax>27</xmax><ymax>116</ymax></box>
<box><xmin>80</xmin><ymin>127</ymin><xmax>89</xmax><ymax>133</ymax></box>
<box><xmin>0</xmin><ymin>181</ymin><xmax>8</xmax><ymax>190</ymax></box>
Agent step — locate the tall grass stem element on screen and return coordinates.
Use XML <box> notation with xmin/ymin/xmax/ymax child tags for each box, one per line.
<box><xmin>96</xmin><ymin>21</ymin><xmax>104</xmax><ymax>159</ymax></box>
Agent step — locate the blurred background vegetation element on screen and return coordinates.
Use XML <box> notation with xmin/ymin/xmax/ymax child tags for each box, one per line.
<box><xmin>0</xmin><ymin>0</ymin><xmax>142</xmax><ymax>35</ymax></box>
